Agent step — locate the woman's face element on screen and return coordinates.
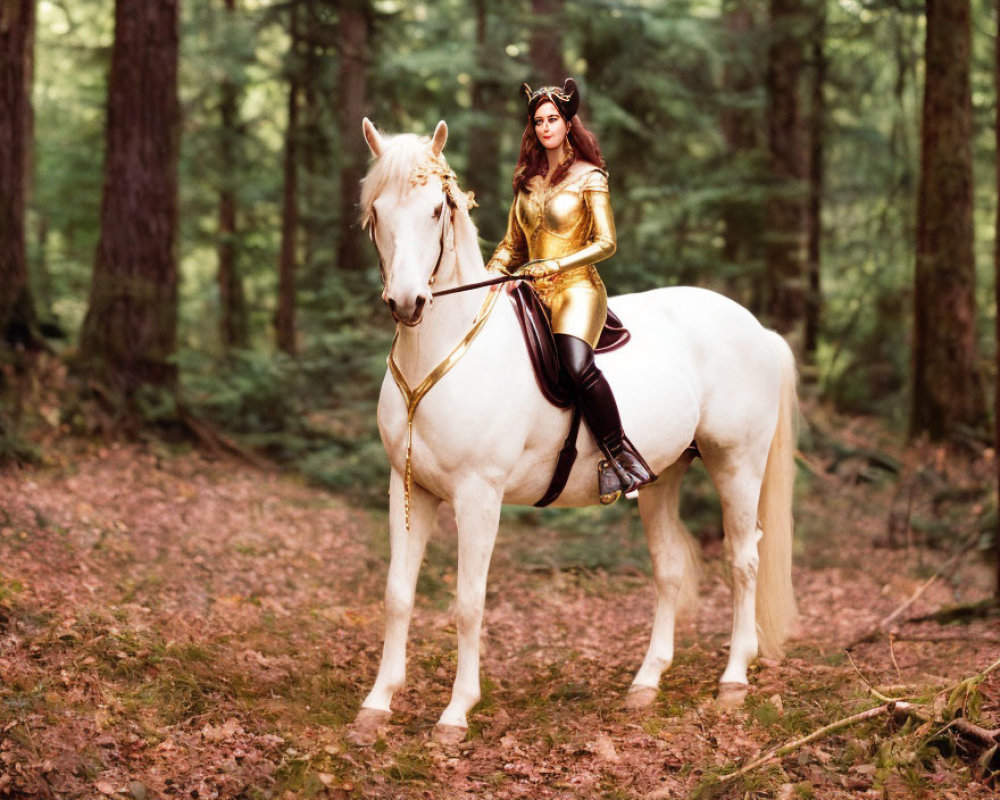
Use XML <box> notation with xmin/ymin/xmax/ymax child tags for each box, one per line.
<box><xmin>533</xmin><ymin>101</ymin><xmax>568</xmax><ymax>151</ymax></box>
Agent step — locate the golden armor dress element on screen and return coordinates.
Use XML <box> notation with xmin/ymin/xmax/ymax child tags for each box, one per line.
<box><xmin>487</xmin><ymin>164</ymin><xmax>615</xmax><ymax>348</ymax></box>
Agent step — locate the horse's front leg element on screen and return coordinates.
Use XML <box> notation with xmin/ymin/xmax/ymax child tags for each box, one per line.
<box><xmin>433</xmin><ymin>477</ymin><xmax>502</xmax><ymax>743</ymax></box>
<box><xmin>351</xmin><ymin>468</ymin><xmax>438</xmax><ymax>742</ymax></box>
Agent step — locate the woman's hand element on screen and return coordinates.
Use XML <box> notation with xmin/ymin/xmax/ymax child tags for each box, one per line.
<box><xmin>521</xmin><ymin>260</ymin><xmax>560</xmax><ymax>280</ymax></box>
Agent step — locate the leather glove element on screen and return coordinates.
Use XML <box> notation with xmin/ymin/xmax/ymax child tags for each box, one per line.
<box><xmin>521</xmin><ymin>260</ymin><xmax>560</xmax><ymax>281</ymax></box>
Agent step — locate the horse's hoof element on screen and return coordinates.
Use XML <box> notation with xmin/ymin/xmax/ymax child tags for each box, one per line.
<box><xmin>347</xmin><ymin>708</ymin><xmax>391</xmax><ymax>746</ymax></box>
<box><xmin>624</xmin><ymin>685</ymin><xmax>658</xmax><ymax>710</ymax></box>
<box><xmin>432</xmin><ymin>724</ymin><xmax>468</xmax><ymax>746</ymax></box>
<box><xmin>716</xmin><ymin>682</ymin><xmax>749</xmax><ymax>710</ymax></box>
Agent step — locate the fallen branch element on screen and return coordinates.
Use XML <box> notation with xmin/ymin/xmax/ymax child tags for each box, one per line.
<box><xmin>717</xmin><ymin>702</ymin><xmax>909</xmax><ymax>784</ymax></box>
<box><xmin>845</xmin><ymin>529</ymin><xmax>983</xmax><ymax>650</ymax></box>
<box><xmin>844</xmin><ymin>649</ymin><xmax>915</xmax><ymax>703</ymax></box>
<box><xmin>717</xmin><ymin>656</ymin><xmax>1000</xmax><ymax>785</ymax></box>
<box><xmin>947</xmin><ymin>718</ymin><xmax>1000</xmax><ymax>748</ymax></box>
<box><xmin>177</xmin><ymin>404</ymin><xmax>273</xmax><ymax>471</ymax></box>
<box><xmin>845</xmin><ymin>575</ymin><xmax>940</xmax><ymax>650</ymax></box>
<box><xmin>887</xmin><ymin>632</ymin><xmax>1000</xmax><ymax>646</ymax></box>
<box><xmin>908</xmin><ymin>597</ymin><xmax>1000</xmax><ymax>625</ymax></box>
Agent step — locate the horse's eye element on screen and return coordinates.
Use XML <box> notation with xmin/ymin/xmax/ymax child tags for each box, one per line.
<box><xmin>433</xmin><ymin>203</ymin><xmax>443</xmax><ymax>220</ymax></box>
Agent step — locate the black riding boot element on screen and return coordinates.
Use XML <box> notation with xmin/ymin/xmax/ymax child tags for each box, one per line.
<box><xmin>555</xmin><ymin>333</ymin><xmax>657</xmax><ymax>504</ymax></box>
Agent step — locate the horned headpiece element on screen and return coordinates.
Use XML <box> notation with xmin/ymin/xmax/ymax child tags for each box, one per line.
<box><xmin>522</xmin><ymin>78</ymin><xmax>580</xmax><ymax>122</ymax></box>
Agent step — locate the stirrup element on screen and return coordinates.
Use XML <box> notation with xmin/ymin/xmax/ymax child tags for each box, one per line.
<box><xmin>598</xmin><ymin>459</ymin><xmax>623</xmax><ymax>505</ymax></box>
<box><xmin>598</xmin><ymin>441</ymin><xmax>657</xmax><ymax>504</ymax></box>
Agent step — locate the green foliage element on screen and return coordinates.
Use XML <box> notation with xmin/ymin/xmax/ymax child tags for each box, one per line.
<box><xmin>31</xmin><ymin>0</ymin><xmax>113</xmax><ymax>332</ymax></box>
<box><xmin>25</xmin><ymin>0</ymin><xmax>1000</xmax><ymax>496</ymax></box>
<box><xmin>0</xmin><ymin>411</ymin><xmax>42</xmax><ymax>467</ymax></box>
<box><xmin>180</xmin><ymin>349</ymin><xmax>301</xmax><ymax>436</ymax></box>
<box><xmin>178</xmin><ymin>307</ymin><xmax>392</xmax><ymax>504</ymax></box>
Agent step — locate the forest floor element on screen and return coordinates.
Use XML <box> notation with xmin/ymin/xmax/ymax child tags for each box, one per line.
<box><xmin>0</xmin><ymin>412</ymin><xmax>998</xmax><ymax>800</ymax></box>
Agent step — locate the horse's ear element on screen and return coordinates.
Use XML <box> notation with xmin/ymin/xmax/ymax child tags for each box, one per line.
<box><xmin>430</xmin><ymin>120</ymin><xmax>448</xmax><ymax>157</ymax></box>
<box><xmin>362</xmin><ymin>117</ymin><xmax>382</xmax><ymax>158</ymax></box>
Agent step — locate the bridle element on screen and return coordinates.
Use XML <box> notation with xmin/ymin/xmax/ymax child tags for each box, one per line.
<box><xmin>365</xmin><ymin>178</ymin><xmax>547</xmax><ymax>529</ymax></box>
<box><xmin>367</xmin><ymin>186</ymin><xmax>534</xmax><ymax>318</ymax></box>
<box><xmin>367</xmin><ymin>192</ymin><xmax>449</xmax><ymax>324</ymax></box>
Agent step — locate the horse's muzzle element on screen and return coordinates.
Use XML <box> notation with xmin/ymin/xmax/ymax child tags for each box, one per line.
<box><xmin>386</xmin><ymin>294</ymin><xmax>427</xmax><ymax>327</ymax></box>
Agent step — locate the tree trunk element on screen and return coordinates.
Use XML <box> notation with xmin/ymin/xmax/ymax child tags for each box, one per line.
<box><xmin>994</xmin><ymin>0</ymin><xmax>999</xmax><ymax>598</ymax></box>
<box><xmin>720</xmin><ymin>0</ymin><xmax>764</xmax><ymax>310</ymax></box>
<box><xmin>764</xmin><ymin>0</ymin><xmax>806</xmax><ymax>336</ymax></box>
<box><xmin>218</xmin><ymin>0</ymin><xmax>248</xmax><ymax>351</ymax></box>
<box><xmin>910</xmin><ymin>0</ymin><xmax>985</xmax><ymax>441</ymax></box>
<box><xmin>79</xmin><ymin>0</ymin><xmax>181</xmax><ymax>397</ymax></box>
<box><xmin>301</xmin><ymin>41</ymin><xmax>321</xmax><ymax>288</ymax></box>
<box><xmin>530</xmin><ymin>0</ymin><xmax>565</xmax><ymax>83</ymax></box>
<box><xmin>804</xmin><ymin>0</ymin><xmax>825</xmax><ymax>360</ymax></box>
<box><xmin>467</xmin><ymin>0</ymin><xmax>504</xmax><ymax>243</ymax></box>
<box><xmin>275</xmin><ymin>4</ymin><xmax>301</xmax><ymax>355</ymax></box>
<box><xmin>24</xmin><ymin>0</ymin><xmax>52</xmax><ymax>325</ymax></box>
<box><xmin>335</xmin><ymin>0</ymin><xmax>370</xmax><ymax>273</ymax></box>
<box><xmin>22</xmin><ymin>0</ymin><xmax>33</xmax><ymax>211</ymax></box>
<box><xmin>0</xmin><ymin>0</ymin><xmax>39</xmax><ymax>349</ymax></box>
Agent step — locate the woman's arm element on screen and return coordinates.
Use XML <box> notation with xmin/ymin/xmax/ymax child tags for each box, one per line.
<box><xmin>486</xmin><ymin>196</ymin><xmax>528</xmax><ymax>274</ymax></box>
<box><xmin>523</xmin><ymin>171</ymin><xmax>616</xmax><ymax>278</ymax></box>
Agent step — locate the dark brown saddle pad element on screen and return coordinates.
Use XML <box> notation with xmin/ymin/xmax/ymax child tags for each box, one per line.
<box><xmin>509</xmin><ymin>282</ymin><xmax>631</xmax><ymax>408</ymax></box>
<box><xmin>508</xmin><ymin>282</ymin><xmax>632</xmax><ymax>506</ymax></box>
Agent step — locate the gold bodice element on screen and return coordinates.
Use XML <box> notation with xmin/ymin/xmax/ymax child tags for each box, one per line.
<box><xmin>487</xmin><ymin>163</ymin><xmax>615</xmax><ymax>348</ymax></box>
<box><xmin>486</xmin><ymin>164</ymin><xmax>617</xmax><ymax>279</ymax></box>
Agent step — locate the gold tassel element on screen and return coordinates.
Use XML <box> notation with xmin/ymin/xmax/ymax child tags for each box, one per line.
<box><xmin>386</xmin><ymin>284</ymin><xmax>502</xmax><ymax>535</ymax></box>
<box><xmin>404</xmin><ymin>415</ymin><xmax>414</xmax><ymax>531</ymax></box>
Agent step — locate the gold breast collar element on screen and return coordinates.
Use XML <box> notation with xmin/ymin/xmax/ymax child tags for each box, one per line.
<box><xmin>387</xmin><ymin>283</ymin><xmax>502</xmax><ymax>529</ymax></box>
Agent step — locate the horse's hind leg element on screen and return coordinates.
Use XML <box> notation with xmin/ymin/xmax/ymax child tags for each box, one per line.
<box><xmin>353</xmin><ymin>469</ymin><xmax>438</xmax><ymax>738</ymax></box>
<box><xmin>700</xmin><ymin>444</ymin><xmax>768</xmax><ymax>697</ymax></box>
<box><xmin>434</xmin><ymin>478</ymin><xmax>502</xmax><ymax>742</ymax></box>
<box><xmin>627</xmin><ymin>455</ymin><xmax>699</xmax><ymax>709</ymax></box>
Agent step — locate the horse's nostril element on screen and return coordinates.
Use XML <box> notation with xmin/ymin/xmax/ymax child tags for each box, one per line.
<box><xmin>413</xmin><ymin>296</ymin><xmax>426</xmax><ymax>317</ymax></box>
<box><xmin>387</xmin><ymin>297</ymin><xmax>397</xmax><ymax>312</ymax></box>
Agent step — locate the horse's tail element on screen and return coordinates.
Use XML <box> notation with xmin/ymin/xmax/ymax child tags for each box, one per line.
<box><xmin>755</xmin><ymin>332</ymin><xmax>799</xmax><ymax>659</ymax></box>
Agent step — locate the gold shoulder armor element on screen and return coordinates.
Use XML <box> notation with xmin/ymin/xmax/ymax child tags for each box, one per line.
<box><xmin>580</xmin><ymin>168</ymin><xmax>610</xmax><ymax>193</ymax></box>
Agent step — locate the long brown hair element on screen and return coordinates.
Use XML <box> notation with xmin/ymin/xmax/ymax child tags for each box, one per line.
<box><xmin>512</xmin><ymin>113</ymin><xmax>605</xmax><ymax>193</ymax></box>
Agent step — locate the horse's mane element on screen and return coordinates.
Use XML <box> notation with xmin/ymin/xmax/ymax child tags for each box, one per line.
<box><xmin>359</xmin><ymin>128</ymin><xmax>484</xmax><ymax>274</ymax></box>
<box><xmin>360</xmin><ymin>133</ymin><xmax>472</xmax><ymax>230</ymax></box>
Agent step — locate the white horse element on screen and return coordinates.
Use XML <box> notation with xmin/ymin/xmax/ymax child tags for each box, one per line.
<box><xmin>350</xmin><ymin>118</ymin><xmax>798</xmax><ymax>745</ymax></box>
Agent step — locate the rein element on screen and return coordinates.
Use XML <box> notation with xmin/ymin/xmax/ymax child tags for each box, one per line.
<box><xmin>431</xmin><ymin>262</ymin><xmax>541</xmax><ymax>297</ymax></box>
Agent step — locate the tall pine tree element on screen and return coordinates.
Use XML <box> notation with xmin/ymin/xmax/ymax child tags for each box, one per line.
<box><xmin>764</xmin><ymin>0</ymin><xmax>806</xmax><ymax>336</ymax></box>
<box><xmin>0</xmin><ymin>0</ymin><xmax>39</xmax><ymax>349</ymax></box>
<box><xmin>910</xmin><ymin>0</ymin><xmax>985</xmax><ymax>440</ymax></box>
<box><xmin>275</xmin><ymin>2</ymin><xmax>301</xmax><ymax>355</ymax></box>
<box><xmin>217</xmin><ymin>0</ymin><xmax>249</xmax><ymax>352</ymax></box>
<box><xmin>79</xmin><ymin>0</ymin><xmax>181</xmax><ymax>404</ymax></box>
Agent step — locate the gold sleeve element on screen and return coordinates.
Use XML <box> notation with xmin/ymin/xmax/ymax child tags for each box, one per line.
<box><xmin>552</xmin><ymin>189</ymin><xmax>617</xmax><ymax>272</ymax></box>
<box><xmin>486</xmin><ymin>197</ymin><xmax>528</xmax><ymax>275</ymax></box>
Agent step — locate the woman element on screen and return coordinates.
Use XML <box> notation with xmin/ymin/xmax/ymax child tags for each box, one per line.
<box><xmin>487</xmin><ymin>78</ymin><xmax>656</xmax><ymax>504</ymax></box>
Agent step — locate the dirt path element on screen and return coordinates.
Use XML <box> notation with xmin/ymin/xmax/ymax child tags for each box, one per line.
<box><xmin>0</xmin><ymin>440</ymin><xmax>996</xmax><ymax>799</ymax></box>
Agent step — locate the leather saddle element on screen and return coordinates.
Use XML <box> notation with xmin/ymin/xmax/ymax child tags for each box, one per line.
<box><xmin>508</xmin><ymin>281</ymin><xmax>631</xmax><ymax>506</ymax></box>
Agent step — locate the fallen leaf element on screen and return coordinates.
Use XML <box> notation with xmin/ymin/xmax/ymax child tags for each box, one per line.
<box><xmin>590</xmin><ymin>732</ymin><xmax>620</xmax><ymax>763</ymax></box>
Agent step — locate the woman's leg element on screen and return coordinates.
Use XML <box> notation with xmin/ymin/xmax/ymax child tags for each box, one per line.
<box><xmin>555</xmin><ymin>332</ymin><xmax>656</xmax><ymax>500</ymax></box>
